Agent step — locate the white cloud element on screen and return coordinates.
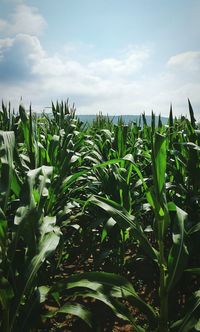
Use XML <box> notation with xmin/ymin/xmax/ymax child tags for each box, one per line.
<box><xmin>0</xmin><ymin>19</ymin><xmax>8</xmax><ymax>31</ymax></box>
<box><xmin>164</xmin><ymin>52</ymin><xmax>200</xmax><ymax>105</ymax></box>
<box><xmin>0</xmin><ymin>35</ymin><xmax>154</xmax><ymax>112</ymax></box>
<box><xmin>0</xmin><ymin>4</ymin><xmax>46</xmax><ymax>37</ymax></box>
<box><xmin>0</xmin><ymin>4</ymin><xmax>199</xmax><ymax>118</ymax></box>
<box><xmin>0</xmin><ymin>33</ymin><xmax>200</xmax><ymax>118</ymax></box>
<box><xmin>0</xmin><ymin>37</ymin><xmax>13</xmax><ymax>49</ymax></box>
<box><xmin>0</xmin><ymin>34</ymin><xmax>45</xmax><ymax>81</ymax></box>
<box><xmin>88</xmin><ymin>48</ymin><xmax>150</xmax><ymax>77</ymax></box>
<box><xmin>167</xmin><ymin>51</ymin><xmax>200</xmax><ymax>71</ymax></box>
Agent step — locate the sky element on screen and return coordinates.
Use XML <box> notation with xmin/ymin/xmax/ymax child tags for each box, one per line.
<box><xmin>0</xmin><ymin>0</ymin><xmax>200</xmax><ymax>117</ymax></box>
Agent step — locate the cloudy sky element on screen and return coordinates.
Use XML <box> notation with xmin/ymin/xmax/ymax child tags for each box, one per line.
<box><xmin>0</xmin><ymin>0</ymin><xmax>200</xmax><ymax>117</ymax></box>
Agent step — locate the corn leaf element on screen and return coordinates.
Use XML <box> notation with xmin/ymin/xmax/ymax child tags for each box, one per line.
<box><xmin>167</xmin><ymin>206</ymin><xmax>188</xmax><ymax>291</ymax></box>
<box><xmin>90</xmin><ymin>195</ymin><xmax>158</xmax><ymax>261</ymax></box>
<box><xmin>0</xmin><ymin>131</ymin><xmax>15</xmax><ymax>211</ymax></box>
<box><xmin>171</xmin><ymin>291</ymin><xmax>200</xmax><ymax>331</ymax></box>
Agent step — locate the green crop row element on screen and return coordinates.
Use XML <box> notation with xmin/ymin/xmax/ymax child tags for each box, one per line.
<box><xmin>0</xmin><ymin>100</ymin><xmax>200</xmax><ymax>331</ymax></box>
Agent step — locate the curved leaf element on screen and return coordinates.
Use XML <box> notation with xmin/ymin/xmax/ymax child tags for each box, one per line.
<box><xmin>167</xmin><ymin>206</ymin><xmax>188</xmax><ymax>291</ymax></box>
<box><xmin>54</xmin><ymin>271</ymin><xmax>157</xmax><ymax>326</ymax></box>
<box><xmin>90</xmin><ymin>195</ymin><xmax>158</xmax><ymax>261</ymax></box>
<box><xmin>0</xmin><ymin>131</ymin><xmax>15</xmax><ymax>211</ymax></box>
<box><xmin>171</xmin><ymin>291</ymin><xmax>200</xmax><ymax>332</ymax></box>
<box><xmin>47</xmin><ymin>302</ymin><xmax>93</xmax><ymax>328</ymax></box>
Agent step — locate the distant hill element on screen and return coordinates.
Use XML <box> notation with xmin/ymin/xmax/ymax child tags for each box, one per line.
<box><xmin>77</xmin><ymin>114</ymin><xmax>168</xmax><ymax>125</ymax></box>
<box><xmin>38</xmin><ymin>112</ymin><xmax>168</xmax><ymax>125</ymax></box>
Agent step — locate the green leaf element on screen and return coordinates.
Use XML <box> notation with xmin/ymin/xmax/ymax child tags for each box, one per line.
<box><xmin>188</xmin><ymin>223</ymin><xmax>200</xmax><ymax>235</ymax></box>
<box><xmin>101</xmin><ymin>217</ymin><xmax>116</xmax><ymax>242</ymax></box>
<box><xmin>62</xmin><ymin>289</ymin><xmax>145</xmax><ymax>332</ymax></box>
<box><xmin>188</xmin><ymin>99</ymin><xmax>196</xmax><ymax>128</ymax></box>
<box><xmin>0</xmin><ymin>276</ymin><xmax>14</xmax><ymax>331</ymax></box>
<box><xmin>185</xmin><ymin>268</ymin><xmax>200</xmax><ymax>275</ymax></box>
<box><xmin>152</xmin><ymin>133</ymin><xmax>167</xmax><ymax>195</ymax></box>
<box><xmin>0</xmin><ymin>218</ymin><xmax>7</xmax><ymax>262</ymax></box>
<box><xmin>167</xmin><ymin>206</ymin><xmax>188</xmax><ymax>291</ymax></box>
<box><xmin>171</xmin><ymin>291</ymin><xmax>200</xmax><ymax>331</ymax></box>
<box><xmin>52</xmin><ymin>302</ymin><xmax>93</xmax><ymax>328</ymax></box>
<box><xmin>24</xmin><ymin>219</ymin><xmax>60</xmax><ymax>295</ymax></box>
<box><xmin>0</xmin><ymin>131</ymin><xmax>15</xmax><ymax>211</ymax></box>
<box><xmin>54</xmin><ymin>271</ymin><xmax>157</xmax><ymax>330</ymax></box>
<box><xmin>90</xmin><ymin>195</ymin><xmax>158</xmax><ymax>261</ymax></box>
<box><xmin>0</xmin><ymin>276</ymin><xmax>14</xmax><ymax>308</ymax></box>
<box><xmin>10</xmin><ymin>216</ymin><xmax>61</xmax><ymax>329</ymax></box>
<box><xmin>169</xmin><ymin>104</ymin><xmax>173</xmax><ymax>128</ymax></box>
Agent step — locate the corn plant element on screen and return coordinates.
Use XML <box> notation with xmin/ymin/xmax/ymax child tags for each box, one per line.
<box><xmin>89</xmin><ymin>105</ymin><xmax>200</xmax><ymax>331</ymax></box>
<box><xmin>0</xmin><ymin>100</ymin><xmax>199</xmax><ymax>331</ymax></box>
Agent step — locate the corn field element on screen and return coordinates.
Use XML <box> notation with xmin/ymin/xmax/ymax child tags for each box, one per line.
<box><xmin>0</xmin><ymin>100</ymin><xmax>200</xmax><ymax>332</ymax></box>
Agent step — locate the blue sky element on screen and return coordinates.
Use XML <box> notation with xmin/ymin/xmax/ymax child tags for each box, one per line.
<box><xmin>0</xmin><ymin>0</ymin><xmax>200</xmax><ymax>116</ymax></box>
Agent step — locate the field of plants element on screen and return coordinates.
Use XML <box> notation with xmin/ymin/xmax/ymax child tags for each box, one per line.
<box><xmin>0</xmin><ymin>100</ymin><xmax>200</xmax><ymax>332</ymax></box>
